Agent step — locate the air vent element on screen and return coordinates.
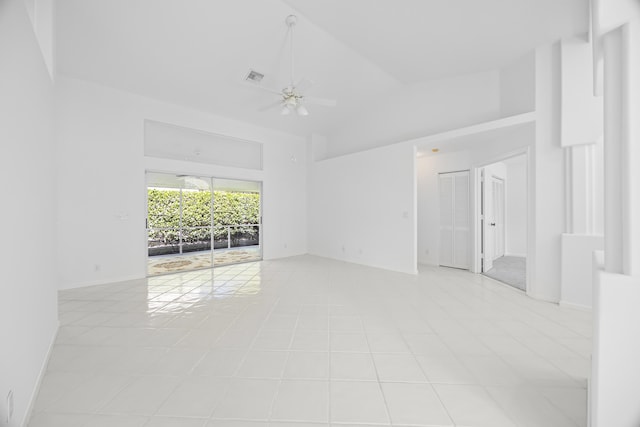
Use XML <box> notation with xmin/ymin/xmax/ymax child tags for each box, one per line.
<box><xmin>245</xmin><ymin>69</ymin><xmax>264</xmax><ymax>83</ymax></box>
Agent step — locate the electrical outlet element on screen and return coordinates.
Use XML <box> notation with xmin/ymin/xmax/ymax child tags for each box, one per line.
<box><xmin>6</xmin><ymin>390</ymin><xmax>13</xmax><ymax>424</ymax></box>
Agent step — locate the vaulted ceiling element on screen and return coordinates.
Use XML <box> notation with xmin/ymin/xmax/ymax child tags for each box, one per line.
<box><xmin>56</xmin><ymin>0</ymin><xmax>588</xmax><ymax>138</ymax></box>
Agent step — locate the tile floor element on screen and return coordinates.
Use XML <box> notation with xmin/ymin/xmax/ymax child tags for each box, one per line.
<box><xmin>30</xmin><ymin>255</ymin><xmax>591</xmax><ymax>427</ymax></box>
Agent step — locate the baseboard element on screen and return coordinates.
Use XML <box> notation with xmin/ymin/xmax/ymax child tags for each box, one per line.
<box><xmin>59</xmin><ymin>273</ymin><xmax>145</xmax><ymax>290</ymax></box>
<box><xmin>559</xmin><ymin>300</ymin><xmax>592</xmax><ymax>311</ymax></box>
<box><xmin>311</xmin><ymin>253</ymin><xmax>417</xmax><ymax>275</ymax></box>
<box><xmin>417</xmin><ymin>261</ymin><xmax>439</xmax><ymax>267</ymax></box>
<box><xmin>21</xmin><ymin>321</ymin><xmax>59</xmax><ymax>427</ymax></box>
<box><xmin>525</xmin><ymin>290</ymin><xmax>560</xmax><ymax>304</ymax></box>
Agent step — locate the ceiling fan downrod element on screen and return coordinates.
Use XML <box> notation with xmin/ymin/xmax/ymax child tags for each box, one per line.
<box><xmin>286</xmin><ymin>15</ymin><xmax>297</xmax><ymax>89</ymax></box>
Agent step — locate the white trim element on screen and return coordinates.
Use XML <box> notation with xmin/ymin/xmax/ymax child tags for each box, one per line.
<box><xmin>417</xmin><ymin>261</ymin><xmax>439</xmax><ymax>267</ymax></box>
<box><xmin>525</xmin><ymin>290</ymin><xmax>559</xmax><ymax>304</ymax></box>
<box><xmin>59</xmin><ymin>274</ymin><xmax>145</xmax><ymax>290</ymax></box>
<box><xmin>559</xmin><ymin>301</ymin><xmax>593</xmax><ymax>311</ymax></box>
<box><xmin>328</xmin><ymin>113</ymin><xmax>536</xmax><ymax>162</ymax></box>
<box><xmin>409</xmin><ymin>112</ymin><xmax>536</xmax><ymax>148</ymax></box>
<box><xmin>21</xmin><ymin>321</ymin><xmax>59</xmax><ymax>427</ymax></box>
<box><xmin>504</xmin><ymin>252</ymin><xmax>527</xmax><ymax>258</ymax></box>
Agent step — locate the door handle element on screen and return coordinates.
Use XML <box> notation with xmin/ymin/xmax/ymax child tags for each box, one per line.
<box><xmin>490</xmin><ymin>222</ymin><xmax>496</xmax><ymax>226</ymax></box>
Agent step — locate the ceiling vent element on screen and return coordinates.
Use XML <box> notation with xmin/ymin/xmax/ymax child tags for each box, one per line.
<box><xmin>245</xmin><ymin>69</ymin><xmax>265</xmax><ymax>83</ymax></box>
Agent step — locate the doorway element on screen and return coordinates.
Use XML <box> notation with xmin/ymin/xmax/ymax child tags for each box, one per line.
<box><xmin>146</xmin><ymin>172</ymin><xmax>262</xmax><ymax>275</ymax></box>
<box><xmin>479</xmin><ymin>155</ymin><xmax>527</xmax><ymax>291</ymax></box>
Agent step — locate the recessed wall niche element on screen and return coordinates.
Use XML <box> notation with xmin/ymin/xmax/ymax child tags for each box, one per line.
<box><xmin>144</xmin><ymin>119</ymin><xmax>263</xmax><ymax>170</ymax></box>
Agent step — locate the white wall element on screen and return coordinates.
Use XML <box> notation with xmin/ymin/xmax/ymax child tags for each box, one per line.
<box><xmin>531</xmin><ymin>42</ymin><xmax>565</xmax><ymax>302</ymax></box>
<box><xmin>0</xmin><ymin>1</ymin><xmax>58</xmax><ymax>425</ymax></box>
<box><xmin>560</xmin><ymin>37</ymin><xmax>603</xmax><ymax>148</ymax></box>
<box><xmin>561</xmin><ymin>234</ymin><xmax>603</xmax><ymax>308</ymax></box>
<box><xmin>590</xmin><ymin>1</ymin><xmax>640</xmax><ymax>425</ymax></box>
<box><xmin>23</xmin><ymin>0</ymin><xmax>55</xmax><ymax>79</ymax></box>
<box><xmin>500</xmin><ymin>51</ymin><xmax>536</xmax><ymax>116</ymax></box>
<box><xmin>504</xmin><ymin>155</ymin><xmax>527</xmax><ymax>256</ymax></box>
<box><xmin>327</xmin><ymin>71</ymin><xmax>502</xmax><ymax>158</ymax></box>
<box><xmin>309</xmin><ymin>143</ymin><xmax>416</xmax><ymax>274</ymax></box>
<box><xmin>592</xmin><ymin>256</ymin><xmax>640</xmax><ymax>427</ymax></box>
<box><xmin>56</xmin><ymin>77</ymin><xmax>308</xmax><ymax>289</ymax></box>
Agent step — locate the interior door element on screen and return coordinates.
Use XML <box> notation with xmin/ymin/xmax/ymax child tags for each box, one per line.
<box><xmin>439</xmin><ymin>174</ymin><xmax>454</xmax><ymax>268</ymax></box>
<box><xmin>493</xmin><ymin>178</ymin><xmax>505</xmax><ymax>259</ymax></box>
<box><xmin>453</xmin><ymin>172</ymin><xmax>470</xmax><ymax>268</ymax></box>
<box><xmin>482</xmin><ymin>169</ymin><xmax>494</xmax><ymax>272</ymax></box>
<box><xmin>439</xmin><ymin>171</ymin><xmax>470</xmax><ymax>269</ymax></box>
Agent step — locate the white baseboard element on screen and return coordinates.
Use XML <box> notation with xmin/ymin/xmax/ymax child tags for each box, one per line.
<box><xmin>504</xmin><ymin>252</ymin><xmax>527</xmax><ymax>258</ymax></box>
<box><xmin>59</xmin><ymin>273</ymin><xmax>145</xmax><ymax>290</ymax></box>
<box><xmin>417</xmin><ymin>260</ymin><xmax>438</xmax><ymax>267</ymax></box>
<box><xmin>559</xmin><ymin>300</ymin><xmax>592</xmax><ymax>311</ymax></box>
<box><xmin>525</xmin><ymin>291</ymin><xmax>560</xmax><ymax>304</ymax></box>
<box><xmin>21</xmin><ymin>321</ymin><xmax>59</xmax><ymax>427</ymax></box>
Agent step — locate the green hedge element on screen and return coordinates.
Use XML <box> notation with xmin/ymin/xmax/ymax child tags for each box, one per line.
<box><xmin>147</xmin><ymin>189</ymin><xmax>259</xmax><ymax>244</ymax></box>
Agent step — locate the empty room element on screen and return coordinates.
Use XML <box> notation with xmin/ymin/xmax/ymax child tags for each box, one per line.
<box><xmin>2</xmin><ymin>1</ymin><xmax>640</xmax><ymax>427</ymax></box>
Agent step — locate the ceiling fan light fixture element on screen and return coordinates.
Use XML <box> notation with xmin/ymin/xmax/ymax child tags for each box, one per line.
<box><xmin>249</xmin><ymin>14</ymin><xmax>336</xmax><ymax>117</ymax></box>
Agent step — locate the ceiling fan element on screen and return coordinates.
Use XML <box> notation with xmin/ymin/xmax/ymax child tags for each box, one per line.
<box><xmin>250</xmin><ymin>15</ymin><xmax>337</xmax><ymax>116</ymax></box>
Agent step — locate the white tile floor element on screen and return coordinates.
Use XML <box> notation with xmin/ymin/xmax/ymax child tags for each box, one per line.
<box><xmin>30</xmin><ymin>255</ymin><xmax>591</xmax><ymax>427</ymax></box>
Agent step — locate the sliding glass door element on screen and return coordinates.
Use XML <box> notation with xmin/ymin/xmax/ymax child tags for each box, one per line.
<box><xmin>146</xmin><ymin>172</ymin><xmax>261</xmax><ymax>275</ymax></box>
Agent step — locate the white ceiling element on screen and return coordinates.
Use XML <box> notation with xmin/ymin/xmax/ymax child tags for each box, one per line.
<box><xmin>284</xmin><ymin>0</ymin><xmax>588</xmax><ymax>84</ymax></box>
<box><xmin>56</xmin><ymin>0</ymin><xmax>588</xmax><ymax>139</ymax></box>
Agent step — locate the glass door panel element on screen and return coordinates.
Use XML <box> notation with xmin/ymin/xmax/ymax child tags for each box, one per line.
<box><xmin>212</xmin><ymin>178</ymin><xmax>262</xmax><ymax>266</ymax></box>
<box><xmin>147</xmin><ymin>172</ymin><xmax>213</xmax><ymax>275</ymax></box>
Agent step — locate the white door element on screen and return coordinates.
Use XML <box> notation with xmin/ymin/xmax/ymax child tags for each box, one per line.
<box><xmin>493</xmin><ymin>178</ymin><xmax>505</xmax><ymax>259</ymax></box>
<box><xmin>482</xmin><ymin>170</ymin><xmax>494</xmax><ymax>271</ymax></box>
<box><xmin>439</xmin><ymin>174</ymin><xmax>454</xmax><ymax>268</ymax></box>
<box><xmin>439</xmin><ymin>171</ymin><xmax>470</xmax><ymax>269</ymax></box>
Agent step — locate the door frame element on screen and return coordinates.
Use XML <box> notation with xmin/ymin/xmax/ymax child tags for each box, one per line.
<box><xmin>493</xmin><ymin>176</ymin><xmax>505</xmax><ymax>260</ymax></box>
<box><xmin>144</xmin><ymin>170</ymin><xmax>263</xmax><ymax>275</ymax></box>
<box><xmin>471</xmin><ymin>148</ymin><xmax>531</xmax><ymax>293</ymax></box>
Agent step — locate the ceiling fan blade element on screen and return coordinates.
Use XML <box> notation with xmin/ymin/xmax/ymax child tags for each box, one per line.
<box><xmin>304</xmin><ymin>96</ymin><xmax>337</xmax><ymax>107</ymax></box>
<box><xmin>258</xmin><ymin>100</ymin><xmax>283</xmax><ymax>112</ymax></box>
<box><xmin>295</xmin><ymin>78</ymin><xmax>314</xmax><ymax>93</ymax></box>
